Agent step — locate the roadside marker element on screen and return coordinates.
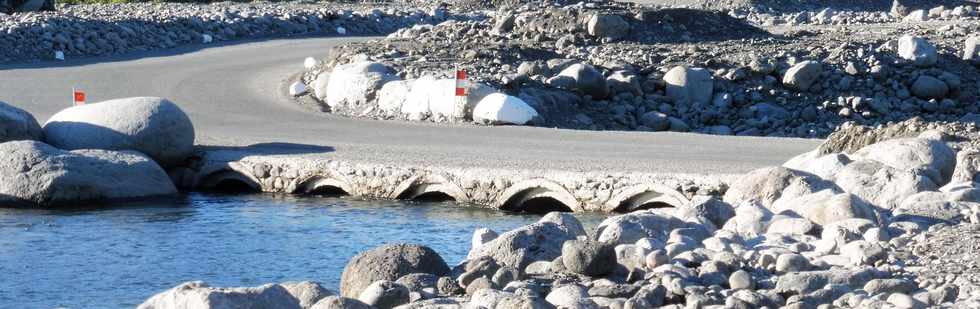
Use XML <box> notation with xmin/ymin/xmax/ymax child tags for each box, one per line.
<box><xmin>72</xmin><ymin>88</ymin><xmax>86</xmax><ymax>106</ymax></box>
<box><xmin>455</xmin><ymin>69</ymin><xmax>467</xmax><ymax>96</ymax></box>
<box><xmin>452</xmin><ymin>68</ymin><xmax>468</xmax><ymax>121</ymax></box>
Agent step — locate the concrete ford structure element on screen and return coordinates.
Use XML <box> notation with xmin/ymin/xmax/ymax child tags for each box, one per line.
<box><xmin>181</xmin><ymin>147</ymin><xmax>714</xmax><ymax>213</ymax></box>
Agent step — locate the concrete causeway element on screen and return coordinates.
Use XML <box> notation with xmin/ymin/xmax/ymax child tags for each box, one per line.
<box><xmin>0</xmin><ymin>36</ymin><xmax>822</xmax><ymax>212</ymax></box>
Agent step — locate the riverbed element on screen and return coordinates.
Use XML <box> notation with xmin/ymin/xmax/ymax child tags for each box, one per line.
<box><xmin>0</xmin><ymin>193</ymin><xmax>607</xmax><ymax>308</ymax></box>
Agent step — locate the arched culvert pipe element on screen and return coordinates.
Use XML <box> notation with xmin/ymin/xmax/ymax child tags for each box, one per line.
<box><xmin>606</xmin><ymin>185</ymin><xmax>689</xmax><ymax>213</ymax></box>
<box><xmin>200</xmin><ymin>170</ymin><xmax>262</xmax><ymax>193</ymax></box>
<box><xmin>497</xmin><ymin>179</ymin><xmax>581</xmax><ymax>213</ymax></box>
<box><xmin>392</xmin><ymin>176</ymin><xmax>467</xmax><ymax>203</ymax></box>
<box><xmin>294</xmin><ymin>176</ymin><xmax>353</xmax><ymax>197</ymax></box>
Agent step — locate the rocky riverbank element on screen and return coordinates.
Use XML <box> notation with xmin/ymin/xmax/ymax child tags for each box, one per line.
<box><xmin>139</xmin><ymin>118</ymin><xmax>980</xmax><ymax>308</ymax></box>
<box><xmin>294</xmin><ymin>0</ymin><xmax>980</xmax><ymax>138</ymax></box>
<box><xmin>0</xmin><ymin>1</ymin><xmax>461</xmax><ymax>63</ymax></box>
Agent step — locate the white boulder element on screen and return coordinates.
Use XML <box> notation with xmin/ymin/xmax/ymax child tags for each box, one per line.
<box><xmin>852</xmin><ymin>138</ymin><xmax>956</xmax><ymax>186</ymax></box>
<box><xmin>771</xmin><ymin>190</ymin><xmax>879</xmax><ymax>225</ymax></box>
<box><xmin>312</xmin><ymin>72</ymin><xmax>331</xmax><ymax>101</ymax></box>
<box><xmin>472</xmin><ymin>93</ymin><xmax>539</xmax><ymax>125</ymax></box>
<box><xmin>138</xmin><ymin>281</ymin><xmax>334</xmax><ymax>309</ymax></box>
<box><xmin>377</xmin><ymin>80</ymin><xmax>413</xmax><ymax>116</ymax></box>
<box><xmin>325</xmin><ymin>61</ymin><xmax>394</xmax><ymax>110</ymax></box>
<box><xmin>0</xmin><ymin>100</ymin><xmax>43</xmax><ymax>143</ymax></box>
<box><xmin>965</xmin><ymin>36</ymin><xmax>979</xmax><ymax>61</ymax></box>
<box><xmin>723</xmin><ymin>166</ymin><xmax>839</xmax><ymax>209</ymax></box>
<box><xmin>898</xmin><ymin>35</ymin><xmax>938</xmax><ymax>67</ymax></box>
<box><xmin>304</xmin><ymin>57</ymin><xmax>319</xmax><ymax>69</ymax></box>
<box><xmin>664</xmin><ymin>66</ymin><xmax>713</xmax><ymax>105</ymax></box>
<box><xmin>0</xmin><ymin>141</ymin><xmax>177</xmax><ymax>207</ymax></box>
<box><xmin>43</xmin><ymin>97</ymin><xmax>195</xmax><ymax>167</ymax></box>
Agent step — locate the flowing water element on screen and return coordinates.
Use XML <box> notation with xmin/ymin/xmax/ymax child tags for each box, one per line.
<box><xmin>0</xmin><ymin>193</ymin><xmax>607</xmax><ymax>308</ymax></box>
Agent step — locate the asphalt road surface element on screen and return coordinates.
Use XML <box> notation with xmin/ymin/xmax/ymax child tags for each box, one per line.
<box><xmin>0</xmin><ymin>37</ymin><xmax>821</xmax><ymax>174</ymax></box>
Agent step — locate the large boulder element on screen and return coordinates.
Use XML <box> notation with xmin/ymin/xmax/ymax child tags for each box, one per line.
<box><xmin>722</xmin><ymin>166</ymin><xmax>839</xmax><ymax>209</ymax></box>
<box><xmin>340</xmin><ymin>244</ymin><xmax>450</xmax><ymax>297</ymax></box>
<box><xmin>557</xmin><ymin>63</ymin><xmax>609</xmax><ymax>99</ymax></box>
<box><xmin>782</xmin><ymin>61</ymin><xmax>823</xmax><ymax>91</ymax></box>
<box><xmin>0</xmin><ymin>100</ymin><xmax>43</xmax><ymax>143</ymax></box>
<box><xmin>472</xmin><ymin>93</ymin><xmax>539</xmax><ymax>125</ymax></box>
<box><xmin>561</xmin><ymin>239</ymin><xmax>616</xmax><ymax>276</ymax></box>
<box><xmin>377</xmin><ymin>80</ymin><xmax>413</xmax><ymax>115</ymax></box>
<box><xmin>471</xmin><ymin>216</ymin><xmax>579</xmax><ymax>270</ymax></box>
<box><xmin>664</xmin><ymin>66</ymin><xmax>713</xmax><ymax>105</ymax></box>
<box><xmin>138</xmin><ymin>281</ymin><xmax>333</xmax><ymax>309</ymax></box>
<box><xmin>898</xmin><ymin>36</ymin><xmax>938</xmax><ymax>67</ymax></box>
<box><xmin>311</xmin><ymin>296</ymin><xmax>373</xmax><ymax>309</ymax></box>
<box><xmin>43</xmin><ymin>97</ymin><xmax>195</xmax><ymax>167</ymax></box>
<box><xmin>0</xmin><ymin>140</ymin><xmax>177</xmax><ymax>207</ymax></box>
<box><xmin>399</xmin><ymin>76</ymin><xmax>496</xmax><ymax>121</ymax></box>
<box><xmin>833</xmin><ymin>159</ymin><xmax>938</xmax><ymax>209</ymax></box>
<box><xmin>587</xmin><ymin>14</ymin><xmax>630</xmax><ymax>41</ymax></box>
<box><xmin>596</xmin><ymin>210</ymin><xmax>711</xmax><ymax>245</ymax></box>
<box><xmin>783</xmin><ymin>150</ymin><xmax>851</xmax><ymax>180</ymax></box>
<box><xmin>356</xmin><ymin>280</ymin><xmax>410</xmax><ymax>309</ymax></box>
<box><xmin>910</xmin><ymin>75</ymin><xmax>949</xmax><ymax>100</ymax></box>
<box><xmin>771</xmin><ymin>190</ymin><xmax>879</xmax><ymax>225</ymax></box>
<box><xmin>852</xmin><ymin>138</ymin><xmax>955</xmax><ymax>186</ymax></box>
<box><xmin>325</xmin><ymin>61</ymin><xmax>394</xmax><ymax>110</ymax></box>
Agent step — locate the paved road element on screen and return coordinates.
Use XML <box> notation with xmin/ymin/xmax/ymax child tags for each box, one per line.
<box><xmin>0</xmin><ymin>37</ymin><xmax>820</xmax><ymax>174</ymax></box>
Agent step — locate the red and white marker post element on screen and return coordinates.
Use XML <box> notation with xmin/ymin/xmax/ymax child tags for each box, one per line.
<box><xmin>452</xmin><ymin>68</ymin><xmax>468</xmax><ymax>121</ymax></box>
<box><xmin>72</xmin><ymin>88</ymin><xmax>86</xmax><ymax>106</ymax></box>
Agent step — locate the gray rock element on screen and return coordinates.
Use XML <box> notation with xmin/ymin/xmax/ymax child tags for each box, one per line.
<box><xmin>776</xmin><ymin>269</ymin><xmax>879</xmax><ymax>294</ymax></box>
<box><xmin>395</xmin><ymin>273</ymin><xmax>438</xmax><ymax>292</ymax></box>
<box><xmin>729</xmin><ymin>270</ymin><xmax>754</xmax><ymax>290</ymax></box>
<box><xmin>596</xmin><ymin>211</ymin><xmax>711</xmax><ymax>246</ymax></box>
<box><xmin>546</xmin><ymin>284</ymin><xmax>590</xmax><ymax>308</ymax></box>
<box><xmin>681</xmin><ymin>196</ymin><xmax>735</xmax><ymax>228</ymax></box>
<box><xmin>43</xmin><ymin>97</ymin><xmax>195</xmax><ymax>167</ymax></box>
<box><xmin>0</xmin><ymin>140</ymin><xmax>176</xmax><ymax>207</ymax></box>
<box><xmin>770</xmin><ymin>190</ymin><xmax>879</xmax><ymax>226</ymax></box>
<box><xmin>540</xmin><ymin>211</ymin><xmax>587</xmax><ymax>237</ymax></box>
<box><xmin>898</xmin><ymin>36</ymin><xmax>938</xmax><ymax>67</ymax></box>
<box><xmin>587</xmin><ymin>14</ymin><xmax>630</xmax><ymax>41</ymax></box>
<box><xmin>723</xmin><ymin>166</ymin><xmax>838</xmax><ymax>209</ymax></box>
<box><xmin>357</xmin><ymin>280</ymin><xmax>409</xmax><ymax>309</ymax></box>
<box><xmin>625</xmin><ymin>284</ymin><xmax>666</xmax><ymax>308</ymax></box>
<box><xmin>311</xmin><ymin>296</ymin><xmax>373</xmax><ymax>309</ymax></box>
<box><xmin>775</xmin><ymin>253</ymin><xmax>812</xmax><ymax>273</ymax></box>
<box><xmin>0</xmin><ymin>101</ymin><xmax>43</xmax><ymax>143</ymax></box>
<box><xmin>340</xmin><ymin>243</ymin><xmax>450</xmax><ymax>297</ymax></box>
<box><xmin>491</xmin><ymin>14</ymin><xmax>515</xmax><ymax>34</ymax></box>
<box><xmin>557</xmin><ymin>63</ymin><xmax>610</xmax><ymax>99</ymax></box>
<box><xmin>139</xmin><ymin>281</ymin><xmax>332</xmax><ymax>309</ymax></box>
<box><xmin>887</xmin><ymin>293</ymin><xmax>926</xmax><ymax>309</ymax></box>
<box><xmin>840</xmin><ymin>240</ymin><xmax>886</xmax><ymax>265</ymax></box>
<box><xmin>640</xmin><ymin>111</ymin><xmax>670</xmax><ymax>131</ymax></box>
<box><xmin>863</xmin><ymin>279</ymin><xmax>916</xmax><ymax>296</ymax></box>
<box><xmin>833</xmin><ymin>159</ymin><xmax>938</xmax><ymax>210</ymax></box>
<box><xmin>472</xmin><ymin>217</ymin><xmax>577</xmax><ymax>270</ymax></box>
<box><xmin>852</xmin><ymin>137</ymin><xmax>955</xmax><ymax>186</ymax></box>
<box><xmin>645</xmin><ymin>250</ymin><xmax>669</xmax><ymax>269</ymax></box>
<box><xmin>910</xmin><ymin>75</ymin><xmax>949</xmax><ymax>99</ymax></box>
<box><xmin>664</xmin><ymin>66</ymin><xmax>713</xmax><ymax>105</ymax></box>
<box><xmin>562</xmin><ymin>239</ymin><xmax>616</xmax><ymax>276</ymax></box>
<box><xmin>783</xmin><ymin>61</ymin><xmax>823</xmax><ymax>91</ymax></box>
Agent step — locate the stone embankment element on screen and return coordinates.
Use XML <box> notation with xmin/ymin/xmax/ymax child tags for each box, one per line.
<box><xmin>0</xmin><ymin>1</ymin><xmax>459</xmax><ymax>63</ymax></box>
<box><xmin>293</xmin><ymin>0</ymin><xmax>980</xmax><ymax>138</ymax></box>
<box><xmin>142</xmin><ymin>119</ymin><xmax>980</xmax><ymax>308</ymax></box>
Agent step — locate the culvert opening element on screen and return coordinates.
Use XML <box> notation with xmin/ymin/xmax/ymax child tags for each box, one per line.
<box><xmin>411</xmin><ymin>191</ymin><xmax>456</xmax><ymax>202</ymax></box>
<box><xmin>201</xmin><ymin>171</ymin><xmax>261</xmax><ymax>194</ymax></box>
<box><xmin>503</xmin><ymin>196</ymin><xmax>573</xmax><ymax>214</ymax></box>
<box><xmin>306</xmin><ymin>185</ymin><xmax>349</xmax><ymax>197</ymax></box>
<box><xmin>614</xmin><ymin>191</ymin><xmax>678</xmax><ymax>213</ymax></box>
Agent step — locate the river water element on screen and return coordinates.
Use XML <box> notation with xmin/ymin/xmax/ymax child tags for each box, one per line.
<box><xmin>0</xmin><ymin>193</ymin><xmax>607</xmax><ymax>308</ymax></box>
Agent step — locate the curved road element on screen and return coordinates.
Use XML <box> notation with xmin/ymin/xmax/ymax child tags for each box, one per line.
<box><xmin>0</xmin><ymin>37</ymin><xmax>820</xmax><ymax>174</ymax></box>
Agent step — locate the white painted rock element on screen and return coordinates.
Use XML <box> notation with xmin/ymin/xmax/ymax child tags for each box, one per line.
<box><xmin>201</xmin><ymin>34</ymin><xmax>213</xmax><ymax>44</ymax></box>
<box><xmin>0</xmin><ymin>140</ymin><xmax>176</xmax><ymax>207</ymax></box>
<box><xmin>138</xmin><ymin>281</ymin><xmax>334</xmax><ymax>309</ymax></box>
<box><xmin>312</xmin><ymin>72</ymin><xmax>331</xmax><ymax>101</ymax></box>
<box><xmin>898</xmin><ymin>35</ymin><xmax>938</xmax><ymax>67</ymax></box>
<box><xmin>377</xmin><ymin>80</ymin><xmax>413</xmax><ymax>115</ymax></box>
<box><xmin>472</xmin><ymin>93</ymin><xmax>539</xmax><ymax>125</ymax></box>
<box><xmin>664</xmin><ymin>66</ymin><xmax>713</xmax><ymax>105</ymax></box>
<box><xmin>289</xmin><ymin>81</ymin><xmax>307</xmax><ymax>96</ymax></box>
<box><xmin>903</xmin><ymin>9</ymin><xmax>928</xmax><ymax>22</ymax></box>
<box><xmin>782</xmin><ymin>61</ymin><xmax>823</xmax><ymax>91</ymax></box>
<box><xmin>965</xmin><ymin>36</ymin><xmax>979</xmax><ymax>61</ymax></box>
<box><xmin>304</xmin><ymin>57</ymin><xmax>319</xmax><ymax>69</ymax></box>
<box><xmin>325</xmin><ymin>61</ymin><xmax>394</xmax><ymax>110</ymax></box>
<box><xmin>0</xmin><ymin>100</ymin><xmax>43</xmax><ymax>143</ymax></box>
<box><xmin>399</xmin><ymin>76</ymin><xmax>496</xmax><ymax>121</ymax></box>
<box><xmin>43</xmin><ymin>97</ymin><xmax>195</xmax><ymax>167</ymax></box>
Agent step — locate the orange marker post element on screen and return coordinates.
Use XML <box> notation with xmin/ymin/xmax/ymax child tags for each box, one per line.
<box><xmin>453</xmin><ymin>69</ymin><xmax>468</xmax><ymax>121</ymax></box>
